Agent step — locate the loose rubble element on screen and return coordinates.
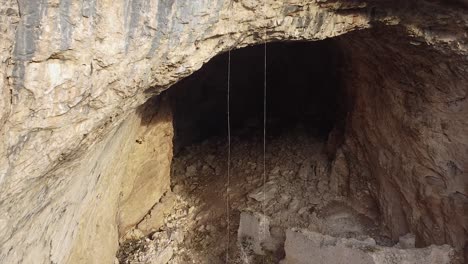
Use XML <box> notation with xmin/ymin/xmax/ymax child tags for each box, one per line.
<box><xmin>117</xmin><ymin>129</ymin><xmax>454</xmax><ymax>263</ymax></box>
<box><xmin>280</xmin><ymin>229</ymin><xmax>453</xmax><ymax>264</ymax></box>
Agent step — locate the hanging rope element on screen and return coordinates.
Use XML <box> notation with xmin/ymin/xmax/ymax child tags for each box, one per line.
<box><xmin>225</xmin><ymin>37</ymin><xmax>232</xmax><ymax>264</ymax></box>
<box><xmin>261</xmin><ymin>25</ymin><xmax>268</xmax><ymax>264</ymax></box>
<box><xmin>224</xmin><ymin>2</ymin><xmax>234</xmax><ymax>263</ymax></box>
<box><xmin>262</xmin><ymin>32</ymin><xmax>267</xmax><ymax>214</ymax></box>
<box><xmin>225</xmin><ymin>4</ymin><xmax>268</xmax><ymax>263</ymax></box>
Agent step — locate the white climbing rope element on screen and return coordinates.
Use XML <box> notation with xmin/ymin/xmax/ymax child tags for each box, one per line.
<box><xmin>226</xmin><ymin>5</ymin><xmax>268</xmax><ymax>263</ymax></box>
<box><xmin>262</xmin><ymin>26</ymin><xmax>268</xmax><ymax>264</ymax></box>
<box><xmin>225</xmin><ymin>40</ymin><xmax>232</xmax><ymax>264</ymax></box>
<box><xmin>225</xmin><ymin>2</ymin><xmax>234</xmax><ymax>262</ymax></box>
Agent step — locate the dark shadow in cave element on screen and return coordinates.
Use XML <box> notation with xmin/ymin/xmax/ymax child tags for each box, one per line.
<box><xmin>167</xmin><ymin>39</ymin><xmax>347</xmax><ymax>151</ymax></box>
<box><xmin>154</xmin><ymin>39</ymin><xmax>362</xmax><ymax>264</ymax></box>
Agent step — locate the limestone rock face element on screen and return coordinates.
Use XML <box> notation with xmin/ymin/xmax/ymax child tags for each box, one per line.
<box><xmin>0</xmin><ymin>0</ymin><xmax>466</xmax><ymax>263</ymax></box>
<box><xmin>0</xmin><ymin>2</ymin><xmax>372</xmax><ymax>263</ymax></box>
<box><xmin>117</xmin><ymin>97</ymin><xmax>173</xmax><ymax>235</ymax></box>
<box><xmin>136</xmin><ymin>191</ymin><xmax>177</xmax><ymax>236</ymax></box>
<box><xmin>62</xmin><ymin>96</ymin><xmax>173</xmax><ymax>264</ymax></box>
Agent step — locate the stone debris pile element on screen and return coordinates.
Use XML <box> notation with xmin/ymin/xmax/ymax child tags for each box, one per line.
<box><xmin>117</xmin><ymin>132</ymin><xmax>455</xmax><ymax>264</ymax></box>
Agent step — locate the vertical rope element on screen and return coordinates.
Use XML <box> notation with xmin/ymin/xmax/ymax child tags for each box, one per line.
<box><xmin>225</xmin><ymin>45</ymin><xmax>232</xmax><ymax>264</ymax></box>
<box><xmin>225</xmin><ymin>2</ymin><xmax>234</xmax><ymax>262</ymax></box>
<box><xmin>263</xmin><ymin>40</ymin><xmax>267</xmax><ymax>186</ymax></box>
<box><xmin>263</xmin><ymin>33</ymin><xmax>267</xmax><ymax>188</ymax></box>
<box><xmin>261</xmin><ymin>20</ymin><xmax>268</xmax><ymax>264</ymax></box>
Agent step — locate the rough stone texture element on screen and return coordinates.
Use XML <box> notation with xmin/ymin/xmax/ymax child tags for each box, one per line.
<box><xmin>0</xmin><ymin>2</ymin><xmax>372</xmax><ymax>263</ymax></box>
<box><xmin>280</xmin><ymin>229</ymin><xmax>454</xmax><ymax>264</ymax></box>
<box><xmin>397</xmin><ymin>233</ymin><xmax>416</xmax><ymax>249</ymax></box>
<box><xmin>117</xmin><ymin>97</ymin><xmax>173</xmax><ymax>235</ymax></box>
<box><xmin>66</xmin><ymin>96</ymin><xmax>173</xmax><ymax>264</ymax></box>
<box><xmin>335</xmin><ymin>27</ymin><xmax>468</xmax><ymax>253</ymax></box>
<box><xmin>0</xmin><ymin>91</ymin><xmax>172</xmax><ymax>264</ymax></box>
<box><xmin>136</xmin><ymin>191</ymin><xmax>177</xmax><ymax>236</ymax></box>
<box><xmin>0</xmin><ymin>0</ymin><xmax>467</xmax><ymax>263</ymax></box>
<box><xmin>329</xmin><ymin>148</ymin><xmax>350</xmax><ymax>196</ymax></box>
<box><xmin>238</xmin><ymin>212</ymin><xmax>274</xmax><ymax>255</ymax></box>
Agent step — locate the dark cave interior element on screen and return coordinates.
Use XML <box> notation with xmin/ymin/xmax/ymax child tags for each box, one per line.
<box><xmin>168</xmin><ymin>40</ymin><xmax>347</xmax><ymax>150</ymax></box>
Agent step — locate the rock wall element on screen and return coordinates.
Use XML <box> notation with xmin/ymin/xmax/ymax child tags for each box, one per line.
<box><xmin>64</xmin><ymin>96</ymin><xmax>173</xmax><ymax>264</ymax></box>
<box><xmin>0</xmin><ymin>94</ymin><xmax>173</xmax><ymax>264</ymax></box>
<box><xmin>0</xmin><ymin>0</ymin><xmax>466</xmax><ymax>263</ymax></box>
<box><xmin>334</xmin><ymin>27</ymin><xmax>468</xmax><ymax>254</ymax></box>
<box><xmin>0</xmin><ymin>1</ymin><xmax>371</xmax><ymax>263</ymax></box>
<box><xmin>281</xmin><ymin>229</ymin><xmax>454</xmax><ymax>264</ymax></box>
<box><xmin>117</xmin><ymin>97</ymin><xmax>173</xmax><ymax>236</ymax></box>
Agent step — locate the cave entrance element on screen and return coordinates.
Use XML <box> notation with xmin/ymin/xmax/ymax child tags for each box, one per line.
<box><xmin>169</xmin><ymin>40</ymin><xmax>345</xmax><ymax>151</ymax></box>
<box><xmin>118</xmin><ymin>40</ymin><xmax>383</xmax><ymax>263</ymax></box>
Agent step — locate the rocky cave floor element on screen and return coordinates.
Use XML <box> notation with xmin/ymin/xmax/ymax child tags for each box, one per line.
<box><xmin>116</xmin><ymin>126</ymin><xmax>454</xmax><ymax>264</ymax></box>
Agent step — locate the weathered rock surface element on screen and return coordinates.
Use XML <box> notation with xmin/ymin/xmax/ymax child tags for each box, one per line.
<box><xmin>336</xmin><ymin>27</ymin><xmax>468</xmax><ymax>252</ymax></box>
<box><xmin>136</xmin><ymin>191</ymin><xmax>177</xmax><ymax>236</ymax></box>
<box><xmin>0</xmin><ymin>2</ymin><xmax>371</xmax><ymax>263</ymax></box>
<box><xmin>0</xmin><ymin>0</ymin><xmax>467</xmax><ymax>263</ymax></box>
<box><xmin>119</xmin><ymin>131</ymin><xmax>379</xmax><ymax>263</ymax></box>
<box><xmin>281</xmin><ymin>229</ymin><xmax>454</xmax><ymax>264</ymax></box>
<box><xmin>66</xmin><ymin>96</ymin><xmax>174</xmax><ymax>264</ymax></box>
<box><xmin>238</xmin><ymin>212</ymin><xmax>275</xmax><ymax>255</ymax></box>
<box><xmin>117</xmin><ymin>98</ymin><xmax>174</xmax><ymax>235</ymax></box>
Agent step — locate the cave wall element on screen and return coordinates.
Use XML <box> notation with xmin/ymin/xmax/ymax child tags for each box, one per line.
<box><xmin>0</xmin><ymin>2</ymin><xmax>372</xmax><ymax>263</ymax></box>
<box><xmin>0</xmin><ymin>0</ymin><xmax>467</xmax><ymax>263</ymax></box>
<box><xmin>66</xmin><ymin>97</ymin><xmax>173</xmax><ymax>264</ymax></box>
<box><xmin>0</xmin><ymin>95</ymin><xmax>173</xmax><ymax>264</ymax></box>
<box><xmin>335</xmin><ymin>27</ymin><xmax>468</xmax><ymax>252</ymax></box>
<box><xmin>117</xmin><ymin>97</ymin><xmax>173</xmax><ymax>236</ymax></box>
